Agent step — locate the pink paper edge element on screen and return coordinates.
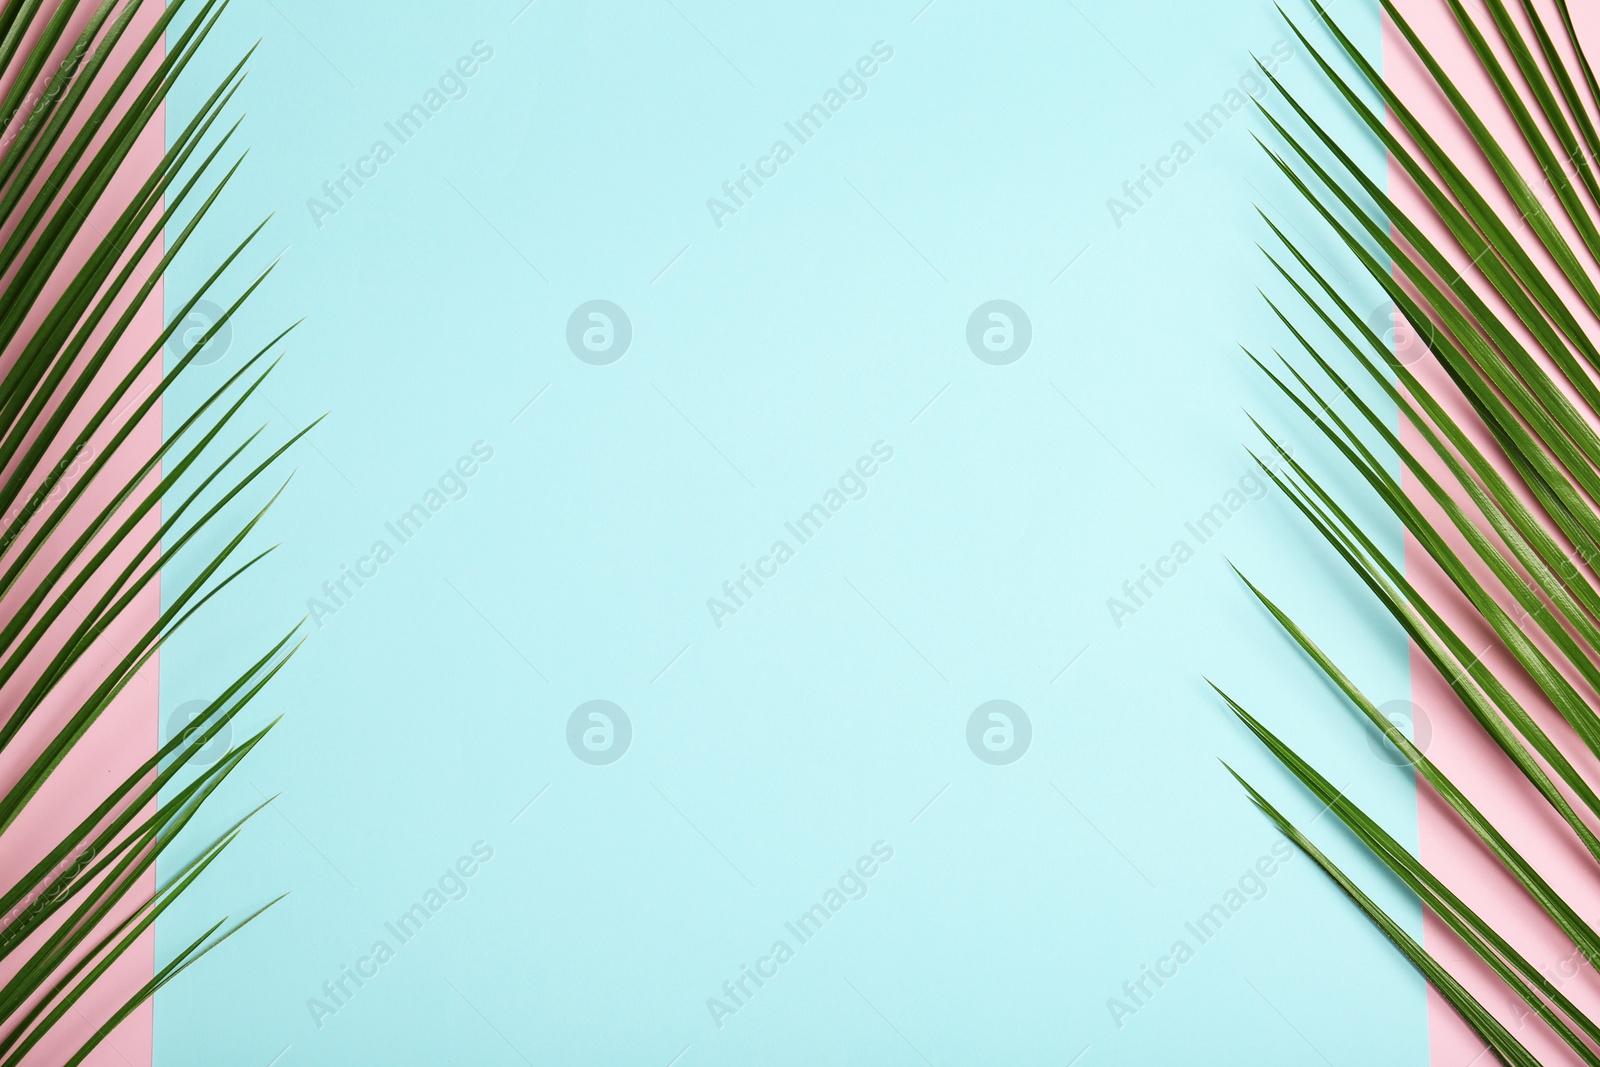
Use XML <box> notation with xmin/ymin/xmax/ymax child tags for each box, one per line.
<box><xmin>1393</xmin><ymin>3</ymin><xmax>1600</xmax><ymax>1066</ymax></box>
<box><xmin>0</xmin><ymin>9</ymin><xmax>167</xmax><ymax>1065</ymax></box>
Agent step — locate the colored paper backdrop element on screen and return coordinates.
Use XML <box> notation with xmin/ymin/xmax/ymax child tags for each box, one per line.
<box><xmin>146</xmin><ymin>2</ymin><xmax>1435</xmax><ymax>1065</ymax></box>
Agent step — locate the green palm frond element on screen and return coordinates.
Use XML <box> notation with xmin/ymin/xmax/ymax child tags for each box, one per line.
<box><xmin>1229</xmin><ymin>0</ymin><xmax>1600</xmax><ymax>1059</ymax></box>
<box><xmin>0</xmin><ymin>0</ymin><xmax>299</xmax><ymax>1061</ymax></box>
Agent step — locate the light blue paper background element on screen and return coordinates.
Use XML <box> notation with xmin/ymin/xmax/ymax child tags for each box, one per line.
<box><xmin>157</xmin><ymin>1</ymin><xmax>1428</xmax><ymax>1064</ymax></box>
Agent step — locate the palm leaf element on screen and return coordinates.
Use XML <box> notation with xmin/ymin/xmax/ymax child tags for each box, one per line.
<box><xmin>1226</xmin><ymin>0</ymin><xmax>1600</xmax><ymax>1060</ymax></box>
<box><xmin>0</xmin><ymin>0</ymin><xmax>302</xmax><ymax>1060</ymax></box>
